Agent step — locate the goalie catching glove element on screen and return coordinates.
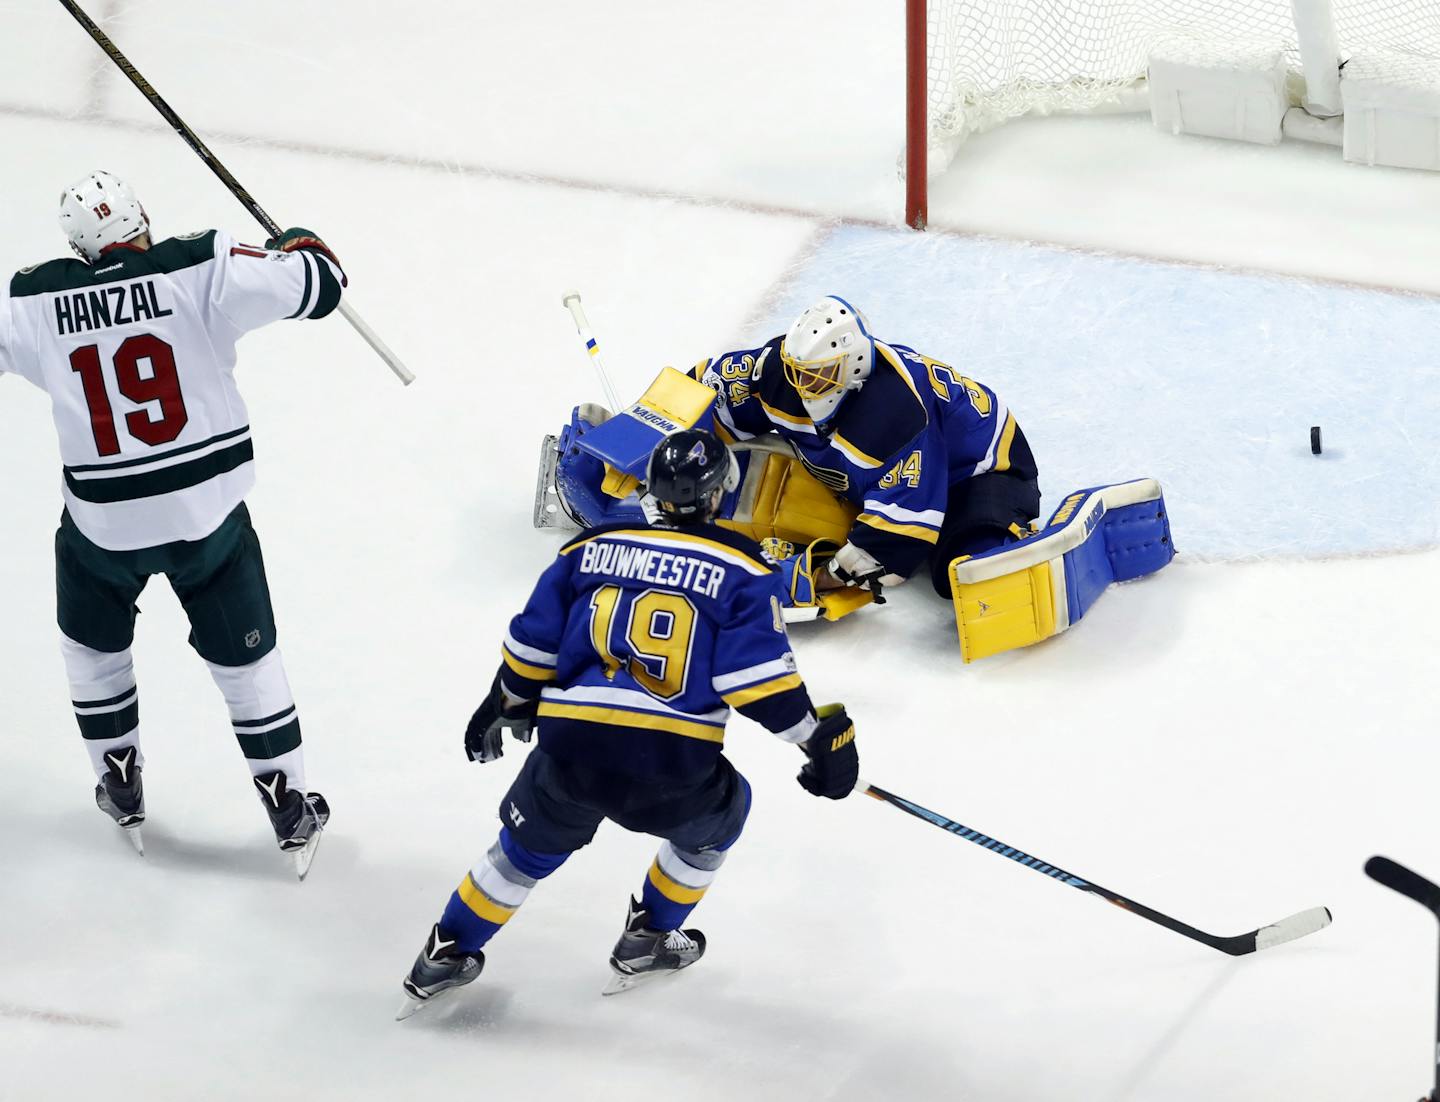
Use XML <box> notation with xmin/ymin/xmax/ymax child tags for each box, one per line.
<box><xmin>798</xmin><ymin>704</ymin><xmax>859</xmax><ymax>799</ymax></box>
<box><xmin>464</xmin><ymin>674</ymin><xmax>538</xmax><ymax>763</ymax></box>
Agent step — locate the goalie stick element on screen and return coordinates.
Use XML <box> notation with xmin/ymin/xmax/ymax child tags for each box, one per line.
<box><xmin>561</xmin><ymin>291</ymin><xmax>623</xmax><ymax>412</ymax></box>
<box><xmin>862</xmin><ymin>780</ymin><xmax>1332</xmax><ymax>957</ymax></box>
<box><xmin>57</xmin><ymin>0</ymin><xmax>415</xmax><ymax>387</ymax></box>
<box><xmin>1365</xmin><ymin>855</ymin><xmax>1440</xmax><ymax>1101</ymax></box>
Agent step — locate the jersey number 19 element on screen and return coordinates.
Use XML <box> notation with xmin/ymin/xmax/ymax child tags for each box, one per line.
<box><xmin>70</xmin><ymin>334</ymin><xmax>189</xmax><ymax>457</ymax></box>
<box><xmin>588</xmin><ymin>585</ymin><xmax>698</xmax><ymax>701</ymax></box>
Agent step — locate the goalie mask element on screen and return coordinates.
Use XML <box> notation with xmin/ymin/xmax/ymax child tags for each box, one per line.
<box><xmin>646</xmin><ymin>429</ymin><xmax>740</xmax><ymax>526</ymax></box>
<box><xmin>780</xmin><ymin>295</ymin><xmax>874</xmax><ymax>424</ymax></box>
<box><xmin>59</xmin><ymin>170</ymin><xmax>150</xmax><ymax>263</ymax></box>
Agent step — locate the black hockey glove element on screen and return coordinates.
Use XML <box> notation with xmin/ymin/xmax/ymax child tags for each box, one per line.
<box><xmin>264</xmin><ymin>226</ymin><xmax>347</xmax><ymax>285</ymax></box>
<box><xmin>464</xmin><ymin>674</ymin><xmax>538</xmax><ymax>764</ymax></box>
<box><xmin>798</xmin><ymin>704</ymin><xmax>859</xmax><ymax>800</ymax></box>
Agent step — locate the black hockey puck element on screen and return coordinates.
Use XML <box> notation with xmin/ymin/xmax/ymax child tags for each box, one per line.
<box><xmin>1310</xmin><ymin>426</ymin><xmax>1322</xmax><ymax>455</ymax></box>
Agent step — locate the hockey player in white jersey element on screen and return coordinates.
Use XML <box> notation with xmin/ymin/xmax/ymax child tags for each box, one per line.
<box><xmin>0</xmin><ymin>171</ymin><xmax>342</xmax><ymax>875</ymax></box>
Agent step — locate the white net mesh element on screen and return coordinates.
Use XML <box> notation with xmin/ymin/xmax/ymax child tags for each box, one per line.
<box><xmin>926</xmin><ymin>0</ymin><xmax>1440</xmax><ymax>163</ymax></box>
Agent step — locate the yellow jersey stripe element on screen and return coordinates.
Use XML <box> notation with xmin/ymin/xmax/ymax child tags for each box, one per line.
<box><xmin>537</xmin><ymin>701</ymin><xmax>726</xmax><ymax>743</ymax></box>
<box><xmin>722</xmin><ymin>672</ymin><xmax>803</xmax><ymax>708</ymax></box>
<box><xmin>857</xmin><ymin>512</ymin><xmax>941</xmax><ymax>545</ymax></box>
<box><xmin>647</xmin><ymin>860</ymin><xmax>708</xmax><ymax>905</ymax></box>
<box><xmin>994</xmin><ymin>412</ymin><xmax>1018</xmax><ymax>473</ymax></box>
<box><xmin>501</xmin><ymin>647</ymin><xmax>557</xmax><ymax>682</ymax></box>
<box><xmin>458</xmin><ymin>873</ymin><xmax>517</xmax><ymax>925</ymax></box>
<box><xmin>759</xmin><ymin>397</ymin><xmax>813</xmax><ymax>430</ymax></box>
<box><xmin>558</xmin><ymin>528</ymin><xmax>770</xmax><ymax>574</ymax></box>
<box><xmin>831</xmin><ymin>431</ymin><xmax>884</xmax><ymax>469</ymax></box>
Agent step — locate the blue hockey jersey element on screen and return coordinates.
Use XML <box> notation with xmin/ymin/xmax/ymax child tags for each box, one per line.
<box><xmin>497</xmin><ymin>521</ymin><xmax>818</xmax><ymax>780</ymax></box>
<box><xmin>691</xmin><ymin>338</ymin><xmax>1037</xmax><ymax>578</ymax></box>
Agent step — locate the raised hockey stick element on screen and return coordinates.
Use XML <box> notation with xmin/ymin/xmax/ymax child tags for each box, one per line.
<box><xmin>1365</xmin><ymin>856</ymin><xmax>1440</xmax><ymax>1101</ymax></box>
<box><xmin>56</xmin><ymin>0</ymin><xmax>415</xmax><ymax>387</ymax></box>
<box><xmin>861</xmin><ymin>780</ymin><xmax>1332</xmax><ymax>957</ymax></box>
<box><xmin>561</xmin><ymin>291</ymin><xmax>623</xmax><ymax>412</ymax></box>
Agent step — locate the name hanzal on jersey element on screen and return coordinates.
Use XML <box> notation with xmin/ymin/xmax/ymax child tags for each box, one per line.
<box><xmin>52</xmin><ymin>278</ymin><xmax>174</xmax><ymax>336</ymax></box>
<box><xmin>576</xmin><ymin>540</ymin><xmax>726</xmax><ymax>598</ymax></box>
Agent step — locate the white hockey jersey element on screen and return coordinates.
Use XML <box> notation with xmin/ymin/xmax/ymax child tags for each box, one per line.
<box><xmin>0</xmin><ymin>230</ymin><xmax>344</xmax><ymax>550</ymax></box>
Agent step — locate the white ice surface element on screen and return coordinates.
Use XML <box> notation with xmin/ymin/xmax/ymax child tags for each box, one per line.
<box><xmin>1</xmin><ymin>3</ymin><xmax>1438</xmax><ymax>1100</ymax></box>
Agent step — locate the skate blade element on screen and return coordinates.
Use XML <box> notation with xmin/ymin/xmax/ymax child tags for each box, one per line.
<box><xmin>395</xmin><ymin>992</ymin><xmax>426</xmax><ymax>1021</ymax></box>
<box><xmin>601</xmin><ymin>964</ymin><xmax>689</xmax><ymax>997</ymax></box>
<box><xmin>122</xmin><ymin>823</ymin><xmax>144</xmax><ymax>856</ymax></box>
<box><xmin>290</xmin><ymin>826</ymin><xmax>323</xmax><ymax>881</ymax></box>
<box><xmin>395</xmin><ymin>982</ymin><xmax>457</xmax><ymax>1022</ymax></box>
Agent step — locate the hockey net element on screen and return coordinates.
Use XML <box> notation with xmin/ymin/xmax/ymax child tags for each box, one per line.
<box><xmin>918</xmin><ymin>0</ymin><xmax>1440</xmax><ymax>170</ymax></box>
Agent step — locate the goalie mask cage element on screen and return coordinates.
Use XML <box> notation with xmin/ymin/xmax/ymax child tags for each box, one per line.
<box><xmin>904</xmin><ymin>0</ymin><xmax>1440</xmax><ymax>228</ymax></box>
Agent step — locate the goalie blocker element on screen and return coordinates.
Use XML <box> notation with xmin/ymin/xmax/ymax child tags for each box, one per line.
<box><xmin>948</xmin><ymin>480</ymin><xmax>1173</xmax><ymax>662</ymax></box>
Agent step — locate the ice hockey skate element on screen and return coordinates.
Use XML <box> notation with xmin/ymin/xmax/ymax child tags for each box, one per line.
<box><xmin>252</xmin><ymin>771</ymin><xmax>330</xmax><ymax>880</ymax></box>
<box><xmin>602</xmin><ymin>897</ymin><xmax>707</xmax><ymax>996</ymax></box>
<box><xmin>395</xmin><ymin>924</ymin><xmax>485</xmax><ymax>1021</ymax></box>
<box><xmin>94</xmin><ymin>745</ymin><xmax>145</xmax><ymax>855</ymax></box>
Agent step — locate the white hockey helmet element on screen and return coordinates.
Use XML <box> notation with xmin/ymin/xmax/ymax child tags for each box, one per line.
<box><xmin>59</xmin><ymin>170</ymin><xmax>150</xmax><ymax>262</ymax></box>
<box><xmin>780</xmin><ymin>295</ymin><xmax>874</xmax><ymax>424</ymax></box>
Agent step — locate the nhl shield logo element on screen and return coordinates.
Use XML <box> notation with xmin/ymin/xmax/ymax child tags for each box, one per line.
<box><xmin>244</xmin><ymin>629</ymin><xmax>262</xmax><ymax>649</ymax></box>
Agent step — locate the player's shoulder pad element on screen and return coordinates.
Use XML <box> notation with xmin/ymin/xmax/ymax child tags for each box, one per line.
<box><xmin>146</xmin><ymin>229</ymin><xmax>221</xmax><ymax>272</ymax></box>
<box><xmin>691</xmin><ymin>521</ymin><xmax>776</xmax><ymax>571</ymax></box>
<box><xmin>707</xmin><ymin>339</ymin><xmax>778</xmax><ymax>382</ymax></box>
<box><xmin>560</xmin><ymin>520</ymin><xmax>775</xmax><ymax>575</ymax></box>
<box><xmin>9</xmin><ymin>256</ymin><xmax>94</xmax><ymax>298</ymax></box>
<box><xmin>828</xmin><ymin>341</ymin><xmax>928</xmax><ymax>469</ymax></box>
<box><xmin>559</xmin><ymin>519</ymin><xmax>648</xmax><ymax>554</ymax></box>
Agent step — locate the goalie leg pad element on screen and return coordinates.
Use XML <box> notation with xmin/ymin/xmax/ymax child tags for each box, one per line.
<box><xmin>949</xmin><ymin>479</ymin><xmax>1173</xmax><ymax>662</ymax></box>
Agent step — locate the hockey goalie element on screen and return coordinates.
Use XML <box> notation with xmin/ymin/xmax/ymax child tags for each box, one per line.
<box><xmin>535</xmin><ymin>296</ymin><xmax>1174</xmax><ymax>660</ymax></box>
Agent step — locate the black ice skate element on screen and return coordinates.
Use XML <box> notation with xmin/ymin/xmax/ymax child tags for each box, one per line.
<box><xmin>396</xmin><ymin>924</ymin><xmax>485</xmax><ymax>1021</ymax></box>
<box><xmin>602</xmin><ymin>896</ymin><xmax>706</xmax><ymax>996</ymax></box>
<box><xmin>252</xmin><ymin>771</ymin><xmax>329</xmax><ymax>881</ymax></box>
<box><xmin>94</xmin><ymin>746</ymin><xmax>145</xmax><ymax>855</ymax></box>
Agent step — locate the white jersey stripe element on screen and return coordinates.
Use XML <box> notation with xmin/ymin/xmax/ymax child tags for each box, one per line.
<box><xmin>503</xmin><ymin>630</ymin><xmax>558</xmax><ymax>667</ymax></box>
<box><xmin>713</xmin><ymin>656</ymin><xmax>796</xmax><ymax>693</ymax></box>
<box><xmin>541</xmin><ymin>683</ymin><xmax>729</xmax><ymax>724</ymax></box>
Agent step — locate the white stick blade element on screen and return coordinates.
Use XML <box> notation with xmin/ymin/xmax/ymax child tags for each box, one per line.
<box><xmin>1254</xmin><ymin>906</ymin><xmax>1332</xmax><ymax>951</ymax></box>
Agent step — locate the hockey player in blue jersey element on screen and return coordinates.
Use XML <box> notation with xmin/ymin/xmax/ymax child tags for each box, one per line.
<box><xmin>396</xmin><ymin>429</ymin><xmax>860</xmax><ymax>1016</ymax></box>
<box><xmin>693</xmin><ymin>295</ymin><xmax>1040</xmax><ymax>599</ymax></box>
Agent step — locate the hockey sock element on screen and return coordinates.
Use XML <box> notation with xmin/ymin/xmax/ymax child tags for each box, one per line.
<box><xmin>441</xmin><ymin>829</ymin><xmax>571</xmax><ymax>952</ymax></box>
<box><xmin>639</xmin><ymin>842</ymin><xmax>727</xmax><ymax>932</ymax></box>
<box><xmin>205</xmin><ymin>650</ymin><xmax>304</xmax><ymax>790</ymax></box>
<box><xmin>61</xmin><ymin>634</ymin><xmax>142</xmax><ymax>781</ymax></box>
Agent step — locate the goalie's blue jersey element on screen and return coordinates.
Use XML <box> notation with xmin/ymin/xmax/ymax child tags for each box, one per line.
<box><xmin>497</xmin><ymin>521</ymin><xmax>817</xmax><ymax>780</ymax></box>
<box><xmin>691</xmin><ymin>338</ymin><xmax>1037</xmax><ymax>579</ymax></box>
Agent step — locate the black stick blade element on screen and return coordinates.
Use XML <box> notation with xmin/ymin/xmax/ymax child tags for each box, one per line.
<box><xmin>1365</xmin><ymin>856</ymin><xmax>1440</xmax><ymax>916</ymax></box>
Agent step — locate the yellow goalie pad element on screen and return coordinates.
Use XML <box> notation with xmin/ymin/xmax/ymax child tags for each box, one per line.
<box><xmin>719</xmin><ymin>446</ymin><xmax>856</xmax><ymax>545</ymax></box>
<box><xmin>949</xmin><ymin>556</ymin><xmax>1057</xmax><ymax>664</ymax></box>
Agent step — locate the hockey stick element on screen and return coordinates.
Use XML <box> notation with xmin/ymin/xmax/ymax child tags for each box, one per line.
<box><xmin>1365</xmin><ymin>856</ymin><xmax>1440</xmax><ymax>1101</ymax></box>
<box><xmin>561</xmin><ymin>291</ymin><xmax>623</xmax><ymax>413</ymax></box>
<box><xmin>861</xmin><ymin>781</ymin><xmax>1332</xmax><ymax>956</ymax></box>
<box><xmin>56</xmin><ymin>0</ymin><xmax>415</xmax><ymax>387</ymax></box>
